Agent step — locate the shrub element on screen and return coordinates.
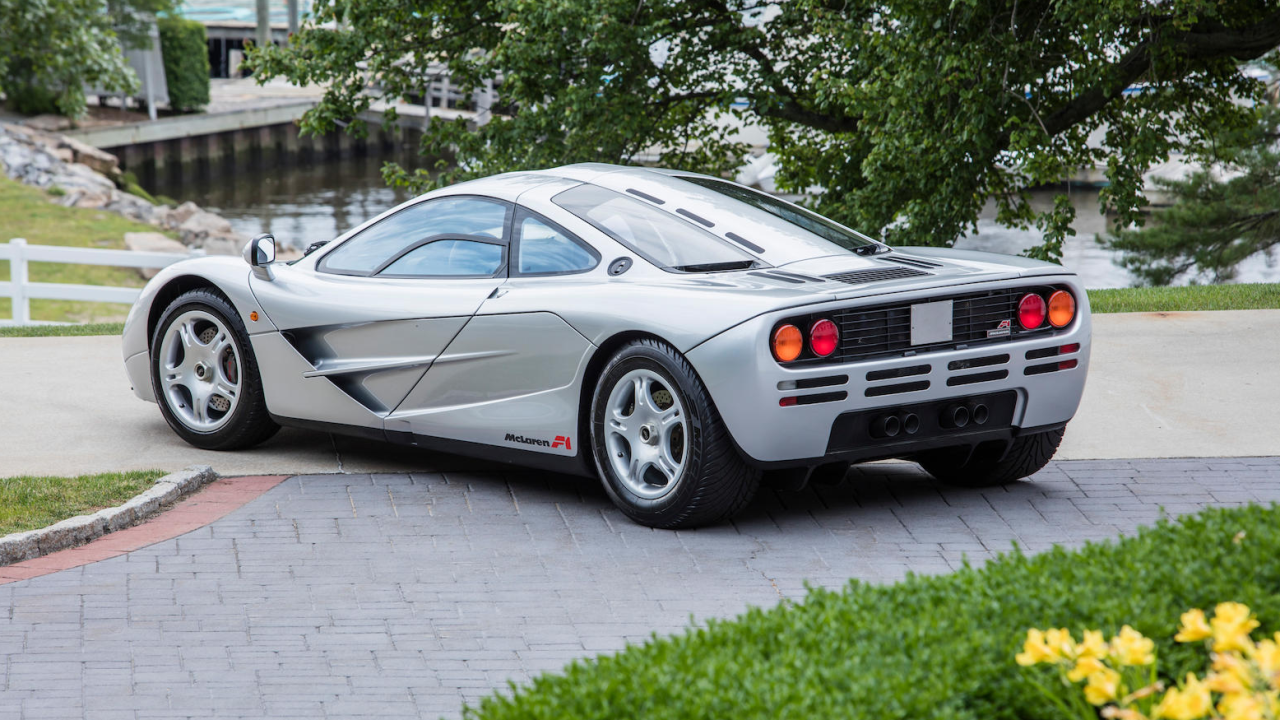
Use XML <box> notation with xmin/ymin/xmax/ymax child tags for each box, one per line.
<box><xmin>463</xmin><ymin>505</ymin><xmax>1280</xmax><ymax>720</ymax></box>
<box><xmin>158</xmin><ymin>17</ymin><xmax>209</xmax><ymax>112</ymax></box>
<box><xmin>3</xmin><ymin>72</ymin><xmax>60</xmax><ymax>115</ymax></box>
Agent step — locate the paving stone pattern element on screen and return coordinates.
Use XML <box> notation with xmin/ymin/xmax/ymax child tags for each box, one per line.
<box><xmin>2</xmin><ymin>457</ymin><xmax>1278</xmax><ymax>719</ymax></box>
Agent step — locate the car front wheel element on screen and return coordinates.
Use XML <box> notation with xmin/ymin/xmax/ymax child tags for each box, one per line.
<box><xmin>589</xmin><ymin>339</ymin><xmax>759</xmax><ymax>529</ymax></box>
<box><xmin>150</xmin><ymin>288</ymin><xmax>278</xmax><ymax>450</ymax></box>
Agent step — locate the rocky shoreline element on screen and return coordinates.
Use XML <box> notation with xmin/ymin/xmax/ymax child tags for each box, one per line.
<box><xmin>0</xmin><ymin>122</ymin><xmax>297</xmax><ymax>268</ymax></box>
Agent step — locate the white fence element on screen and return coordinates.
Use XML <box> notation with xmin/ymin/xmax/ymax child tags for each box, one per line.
<box><xmin>0</xmin><ymin>238</ymin><xmax>201</xmax><ymax>325</ymax></box>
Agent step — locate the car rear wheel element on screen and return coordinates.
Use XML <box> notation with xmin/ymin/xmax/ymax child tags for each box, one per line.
<box><xmin>150</xmin><ymin>288</ymin><xmax>278</xmax><ymax>450</ymax></box>
<box><xmin>589</xmin><ymin>339</ymin><xmax>759</xmax><ymax>529</ymax></box>
<box><xmin>917</xmin><ymin>426</ymin><xmax>1065</xmax><ymax>488</ymax></box>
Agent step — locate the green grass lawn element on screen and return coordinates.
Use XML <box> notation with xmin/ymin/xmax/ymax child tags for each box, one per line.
<box><xmin>0</xmin><ymin>176</ymin><xmax>171</xmax><ymax>323</ymax></box>
<box><xmin>0</xmin><ymin>470</ymin><xmax>166</xmax><ymax>536</ymax></box>
<box><xmin>1088</xmin><ymin>283</ymin><xmax>1280</xmax><ymax>313</ymax></box>
<box><xmin>0</xmin><ymin>322</ymin><xmax>126</xmax><ymax>338</ymax></box>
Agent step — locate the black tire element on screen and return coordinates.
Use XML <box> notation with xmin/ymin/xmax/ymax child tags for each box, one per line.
<box><xmin>589</xmin><ymin>338</ymin><xmax>760</xmax><ymax>529</ymax></box>
<box><xmin>917</xmin><ymin>427</ymin><xmax>1065</xmax><ymax>488</ymax></box>
<box><xmin>150</xmin><ymin>288</ymin><xmax>279</xmax><ymax>450</ymax></box>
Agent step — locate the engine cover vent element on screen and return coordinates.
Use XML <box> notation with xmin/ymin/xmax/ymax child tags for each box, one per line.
<box><xmin>824</xmin><ymin>266</ymin><xmax>931</xmax><ymax>285</ymax></box>
<box><xmin>881</xmin><ymin>255</ymin><xmax>944</xmax><ymax>269</ymax></box>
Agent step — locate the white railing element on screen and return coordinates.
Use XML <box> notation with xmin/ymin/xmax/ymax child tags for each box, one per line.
<box><xmin>0</xmin><ymin>238</ymin><xmax>202</xmax><ymax>325</ymax></box>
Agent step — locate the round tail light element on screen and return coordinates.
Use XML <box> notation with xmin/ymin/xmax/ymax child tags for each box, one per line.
<box><xmin>772</xmin><ymin>324</ymin><xmax>803</xmax><ymax>362</ymax></box>
<box><xmin>1048</xmin><ymin>290</ymin><xmax>1075</xmax><ymax>328</ymax></box>
<box><xmin>1018</xmin><ymin>293</ymin><xmax>1047</xmax><ymax>329</ymax></box>
<box><xmin>809</xmin><ymin>319</ymin><xmax>839</xmax><ymax>357</ymax></box>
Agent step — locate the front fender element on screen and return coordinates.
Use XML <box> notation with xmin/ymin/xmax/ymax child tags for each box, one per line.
<box><xmin>121</xmin><ymin>257</ymin><xmax>276</xmax><ymax>402</ymax></box>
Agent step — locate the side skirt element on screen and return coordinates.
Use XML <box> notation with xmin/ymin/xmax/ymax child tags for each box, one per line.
<box><xmin>269</xmin><ymin>414</ymin><xmax>596</xmax><ymax>478</ymax></box>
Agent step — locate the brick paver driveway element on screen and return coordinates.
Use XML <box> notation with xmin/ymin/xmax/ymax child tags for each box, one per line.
<box><xmin>2</xmin><ymin>457</ymin><xmax>1278</xmax><ymax>719</ymax></box>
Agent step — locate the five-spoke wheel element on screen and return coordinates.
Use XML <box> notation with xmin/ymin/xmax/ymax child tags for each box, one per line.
<box><xmin>158</xmin><ymin>309</ymin><xmax>242</xmax><ymax>432</ymax></box>
<box><xmin>590</xmin><ymin>338</ymin><xmax>759</xmax><ymax>529</ymax></box>
<box><xmin>603</xmin><ymin>368</ymin><xmax>689</xmax><ymax>499</ymax></box>
<box><xmin>150</xmin><ymin>288</ymin><xmax>278</xmax><ymax>450</ymax></box>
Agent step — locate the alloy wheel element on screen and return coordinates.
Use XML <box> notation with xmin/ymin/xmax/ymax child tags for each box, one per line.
<box><xmin>603</xmin><ymin>368</ymin><xmax>689</xmax><ymax>499</ymax></box>
<box><xmin>157</xmin><ymin>309</ymin><xmax>242</xmax><ymax>433</ymax></box>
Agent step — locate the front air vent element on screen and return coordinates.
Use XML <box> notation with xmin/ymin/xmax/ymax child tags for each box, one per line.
<box><xmin>882</xmin><ymin>255</ymin><xmax>944</xmax><ymax>269</ymax></box>
<box><xmin>825</xmin><ymin>266</ymin><xmax>931</xmax><ymax>285</ymax></box>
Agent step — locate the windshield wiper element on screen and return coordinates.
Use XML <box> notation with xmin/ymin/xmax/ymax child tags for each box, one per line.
<box><xmin>672</xmin><ymin>260</ymin><xmax>758</xmax><ymax>273</ymax></box>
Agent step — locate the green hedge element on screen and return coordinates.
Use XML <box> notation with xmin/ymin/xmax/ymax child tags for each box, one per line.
<box><xmin>464</xmin><ymin>504</ymin><xmax>1280</xmax><ymax>720</ymax></box>
<box><xmin>158</xmin><ymin>17</ymin><xmax>210</xmax><ymax>112</ymax></box>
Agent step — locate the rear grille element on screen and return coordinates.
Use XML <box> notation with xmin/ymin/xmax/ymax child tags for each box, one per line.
<box><xmin>780</xmin><ymin>285</ymin><xmax>1065</xmax><ymax>365</ymax></box>
<box><xmin>824</xmin><ymin>267</ymin><xmax>930</xmax><ymax>285</ymax></box>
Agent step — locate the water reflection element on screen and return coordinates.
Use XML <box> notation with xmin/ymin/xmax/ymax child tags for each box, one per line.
<box><xmin>158</xmin><ymin>154</ymin><xmax>418</xmax><ymax>252</ymax></box>
<box><xmin>957</xmin><ymin>186</ymin><xmax>1280</xmax><ymax>288</ymax></box>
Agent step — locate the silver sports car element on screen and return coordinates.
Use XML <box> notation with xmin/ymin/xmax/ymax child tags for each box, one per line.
<box><xmin>122</xmin><ymin>163</ymin><xmax>1091</xmax><ymax>528</ymax></box>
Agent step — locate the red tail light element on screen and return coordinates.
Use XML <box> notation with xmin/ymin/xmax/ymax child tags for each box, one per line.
<box><xmin>1018</xmin><ymin>293</ymin><xmax>1047</xmax><ymax>329</ymax></box>
<box><xmin>809</xmin><ymin>319</ymin><xmax>839</xmax><ymax>357</ymax></box>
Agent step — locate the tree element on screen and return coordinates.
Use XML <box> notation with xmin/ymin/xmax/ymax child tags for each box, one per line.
<box><xmin>0</xmin><ymin>0</ymin><xmax>176</xmax><ymax>118</ymax></box>
<box><xmin>1104</xmin><ymin>102</ymin><xmax>1280</xmax><ymax>285</ymax></box>
<box><xmin>246</xmin><ymin>0</ymin><xmax>1280</xmax><ymax>260</ymax></box>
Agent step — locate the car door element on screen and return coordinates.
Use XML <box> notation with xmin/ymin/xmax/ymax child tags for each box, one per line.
<box><xmin>248</xmin><ymin>195</ymin><xmax>512</xmax><ymax>430</ymax></box>
<box><xmin>385</xmin><ymin>202</ymin><xmax>603</xmax><ymax>455</ymax></box>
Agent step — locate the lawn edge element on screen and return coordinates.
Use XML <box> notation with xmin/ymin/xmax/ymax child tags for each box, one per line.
<box><xmin>0</xmin><ymin>465</ymin><xmax>217</xmax><ymax>565</ymax></box>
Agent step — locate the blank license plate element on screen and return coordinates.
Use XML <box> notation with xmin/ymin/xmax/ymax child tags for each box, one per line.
<box><xmin>910</xmin><ymin>300</ymin><xmax>953</xmax><ymax>345</ymax></box>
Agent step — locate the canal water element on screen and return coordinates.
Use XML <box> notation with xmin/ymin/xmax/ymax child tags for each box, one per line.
<box><xmin>157</xmin><ymin>155</ymin><xmax>1280</xmax><ymax>289</ymax></box>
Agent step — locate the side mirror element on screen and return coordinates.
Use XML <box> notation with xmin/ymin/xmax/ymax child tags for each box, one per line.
<box><xmin>244</xmin><ymin>233</ymin><xmax>276</xmax><ymax>267</ymax></box>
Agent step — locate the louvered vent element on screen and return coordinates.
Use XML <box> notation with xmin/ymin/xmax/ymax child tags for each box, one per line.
<box><xmin>881</xmin><ymin>255</ymin><xmax>944</xmax><ymax>269</ymax></box>
<box><xmin>824</xmin><ymin>266</ymin><xmax>930</xmax><ymax>285</ymax></box>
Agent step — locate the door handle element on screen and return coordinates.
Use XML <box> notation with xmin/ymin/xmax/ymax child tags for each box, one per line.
<box><xmin>488</xmin><ymin>287</ymin><xmax>510</xmax><ymax>299</ymax></box>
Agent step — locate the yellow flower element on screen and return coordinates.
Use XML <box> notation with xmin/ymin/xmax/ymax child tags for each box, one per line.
<box><xmin>1152</xmin><ymin>675</ymin><xmax>1213</xmax><ymax>720</ymax></box>
<box><xmin>1254</xmin><ymin>638</ymin><xmax>1279</xmax><ymax>684</ymax></box>
<box><xmin>1069</xmin><ymin>656</ymin><xmax>1108</xmax><ymax>683</ymax></box>
<box><xmin>1085</xmin><ymin>667</ymin><xmax>1122</xmax><ymax>706</ymax></box>
<box><xmin>1046</xmin><ymin>627</ymin><xmax>1075</xmax><ymax>659</ymax></box>
<box><xmin>1212</xmin><ymin>603</ymin><xmax>1260</xmax><ymax>653</ymax></box>
<box><xmin>1211</xmin><ymin>652</ymin><xmax>1255</xmax><ymax>693</ymax></box>
<box><xmin>1217</xmin><ymin>692</ymin><xmax>1265</xmax><ymax>720</ymax></box>
<box><xmin>1102</xmin><ymin>707</ymin><xmax>1152</xmax><ymax>720</ymax></box>
<box><xmin>1175</xmin><ymin>609</ymin><xmax>1212</xmax><ymax>643</ymax></box>
<box><xmin>1112</xmin><ymin>626</ymin><xmax>1156</xmax><ymax>666</ymax></box>
<box><xmin>1078</xmin><ymin>629</ymin><xmax>1109</xmax><ymax>660</ymax></box>
<box><xmin>1017</xmin><ymin>628</ymin><xmax>1055</xmax><ymax>666</ymax></box>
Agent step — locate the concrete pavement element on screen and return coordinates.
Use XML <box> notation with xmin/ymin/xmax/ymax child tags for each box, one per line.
<box><xmin>0</xmin><ymin>310</ymin><xmax>1277</xmax><ymax>477</ymax></box>
<box><xmin>1</xmin><ymin>458</ymin><xmax>1278</xmax><ymax>719</ymax></box>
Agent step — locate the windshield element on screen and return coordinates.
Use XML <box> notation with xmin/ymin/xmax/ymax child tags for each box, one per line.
<box><xmin>552</xmin><ymin>184</ymin><xmax>758</xmax><ymax>272</ymax></box>
<box><xmin>676</xmin><ymin>176</ymin><xmax>884</xmax><ymax>254</ymax></box>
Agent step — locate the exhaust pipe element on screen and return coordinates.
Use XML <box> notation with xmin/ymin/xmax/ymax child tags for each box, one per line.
<box><xmin>901</xmin><ymin>413</ymin><xmax>921</xmax><ymax>435</ymax></box>
<box><xmin>871</xmin><ymin>414</ymin><xmax>902</xmax><ymax>438</ymax></box>
<box><xmin>969</xmin><ymin>403</ymin><xmax>990</xmax><ymax>425</ymax></box>
<box><xmin>941</xmin><ymin>404</ymin><xmax>970</xmax><ymax>429</ymax></box>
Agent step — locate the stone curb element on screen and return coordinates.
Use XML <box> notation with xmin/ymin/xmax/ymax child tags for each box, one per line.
<box><xmin>0</xmin><ymin>465</ymin><xmax>217</xmax><ymax>566</ymax></box>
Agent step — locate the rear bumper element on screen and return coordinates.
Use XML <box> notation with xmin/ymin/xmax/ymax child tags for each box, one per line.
<box><xmin>685</xmin><ymin>276</ymin><xmax>1091</xmax><ymax>467</ymax></box>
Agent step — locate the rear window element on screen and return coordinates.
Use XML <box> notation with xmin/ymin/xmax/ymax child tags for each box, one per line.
<box><xmin>676</xmin><ymin>176</ymin><xmax>881</xmax><ymax>253</ymax></box>
<box><xmin>552</xmin><ymin>184</ymin><xmax>757</xmax><ymax>272</ymax></box>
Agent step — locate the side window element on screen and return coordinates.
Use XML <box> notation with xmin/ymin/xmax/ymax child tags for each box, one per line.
<box><xmin>515</xmin><ymin>212</ymin><xmax>600</xmax><ymax>276</ymax></box>
<box><xmin>320</xmin><ymin>196</ymin><xmax>509</xmax><ymax>276</ymax></box>
<box><xmin>380</xmin><ymin>239</ymin><xmax>504</xmax><ymax>277</ymax></box>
